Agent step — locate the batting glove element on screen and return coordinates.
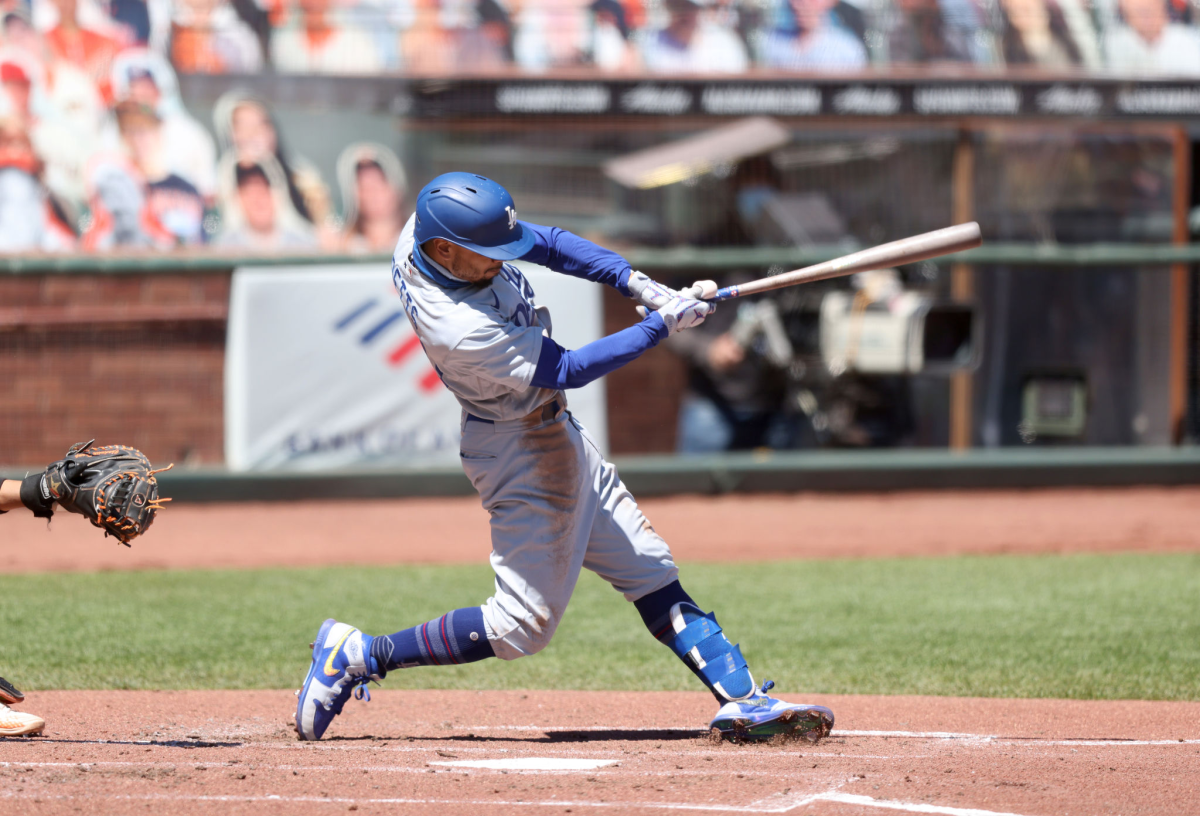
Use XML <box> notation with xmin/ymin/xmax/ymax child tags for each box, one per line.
<box><xmin>627</xmin><ymin>271</ymin><xmax>682</xmax><ymax>313</ymax></box>
<box><xmin>656</xmin><ymin>295</ymin><xmax>714</xmax><ymax>335</ymax></box>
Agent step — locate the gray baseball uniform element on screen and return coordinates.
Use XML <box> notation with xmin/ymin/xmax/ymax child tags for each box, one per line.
<box><xmin>391</xmin><ymin>216</ymin><xmax>678</xmax><ymax>659</ymax></box>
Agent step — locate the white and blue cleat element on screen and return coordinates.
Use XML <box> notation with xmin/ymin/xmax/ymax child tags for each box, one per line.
<box><xmin>709</xmin><ymin>681</ymin><xmax>834</xmax><ymax>743</ymax></box>
<box><xmin>294</xmin><ymin>619</ymin><xmax>381</xmax><ymax>741</ymax></box>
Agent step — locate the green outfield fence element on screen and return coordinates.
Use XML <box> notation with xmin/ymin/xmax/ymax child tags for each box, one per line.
<box><xmin>5</xmin><ymin>243</ymin><xmax>1200</xmax><ymax>274</ymax></box>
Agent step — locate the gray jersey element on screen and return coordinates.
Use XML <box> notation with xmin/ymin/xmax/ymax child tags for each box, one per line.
<box><xmin>391</xmin><ymin>215</ymin><xmax>563</xmax><ymax>422</ymax></box>
<box><xmin>388</xmin><ymin>214</ymin><xmax>678</xmax><ymax>675</ymax></box>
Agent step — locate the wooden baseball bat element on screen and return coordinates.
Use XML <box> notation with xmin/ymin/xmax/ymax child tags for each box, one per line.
<box><xmin>684</xmin><ymin>222</ymin><xmax>983</xmax><ymax>302</ymax></box>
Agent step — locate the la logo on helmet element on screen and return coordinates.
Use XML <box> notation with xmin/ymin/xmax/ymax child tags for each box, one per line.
<box><xmin>505</xmin><ymin>206</ymin><xmax>517</xmax><ymax>230</ymax></box>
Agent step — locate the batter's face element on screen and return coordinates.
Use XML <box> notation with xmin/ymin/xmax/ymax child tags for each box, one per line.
<box><xmin>424</xmin><ymin>239</ymin><xmax>505</xmax><ymax>284</ymax></box>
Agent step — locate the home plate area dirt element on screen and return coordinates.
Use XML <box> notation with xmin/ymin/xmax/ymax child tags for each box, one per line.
<box><xmin>2</xmin><ymin>690</ymin><xmax>1198</xmax><ymax>815</ymax></box>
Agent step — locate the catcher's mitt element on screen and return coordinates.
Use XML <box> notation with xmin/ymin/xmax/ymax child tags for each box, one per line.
<box><xmin>20</xmin><ymin>440</ymin><xmax>172</xmax><ymax>545</ymax></box>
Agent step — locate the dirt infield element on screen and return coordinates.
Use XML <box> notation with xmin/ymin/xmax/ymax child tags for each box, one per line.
<box><xmin>1</xmin><ymin>690</ymin><xmax>1197</xmax><ymax>815</ymax></box>
<box><xmin>2</xmin><ymin>486</ymin><xmax>1199</xmax><ymax>573</ymax></box>
<box><xmin>3</xmin><ymin>487</ymin><xmax>1198</xmax><ymax>814</ymax></box>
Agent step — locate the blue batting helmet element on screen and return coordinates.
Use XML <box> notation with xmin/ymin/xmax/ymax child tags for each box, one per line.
<box><xmin>413</xmin><ymin>172</ymin><xmax>534</xmax><ymax>260</ymax></box>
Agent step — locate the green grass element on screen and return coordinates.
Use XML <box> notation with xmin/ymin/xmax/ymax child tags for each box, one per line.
<box><xmin>1</xmin><ymin>553</ymin><xmax>1198</xmax><ymax>699</ymax></box>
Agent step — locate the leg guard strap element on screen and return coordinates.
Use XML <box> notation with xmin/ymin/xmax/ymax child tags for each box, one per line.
<box><xmin>698</xmin><ymin>643</ymin><xmax>748</xmax><ymax>689</ymax></box>
<box><xmin>670</xmin><ymin>612</ymin><xmax>723</xmax><ymax>657</ymax></box>
<box><xmin>667</xmin><ymin>608</ymin><xmax>754</xmax><ymax>701</ymax></box>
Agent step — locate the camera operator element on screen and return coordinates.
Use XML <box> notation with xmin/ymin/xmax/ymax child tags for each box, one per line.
<box><xmin>667</xmin><ymin>279</ymin><xmax>800</xmax><ymax>454</ymax></box>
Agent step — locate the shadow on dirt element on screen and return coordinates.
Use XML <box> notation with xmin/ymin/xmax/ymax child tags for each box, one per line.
<box><xmin>28</xmin><ymin>738</ymin><xmax>244</xmax><ymax>749</ymax></box>
<box><xmin>321</xmin><ymin>729</ymin><xmax>704</xmax><ymax>744</ymax></box>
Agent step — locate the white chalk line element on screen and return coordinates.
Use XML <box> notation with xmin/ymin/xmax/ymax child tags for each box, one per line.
<box><xmin>840</xmin><ymin>731</ymin><xmax>989</xmax><ymax>740</ymax></box>
<box><xmin>841</xmin><ymin>730</ymin><xmax>1200</xmax><ymax>746</ymax></box>
<box><xmin>1004</xmin><ymin>738</ymin><xmax>1200</xmax><ymax>746</ymax></box>
<box><xmin>819</xmin><ymin>793</ymin><xmax>1032</xmax><ymax>816</ymax></box>
<box><xmin>0</xmin><ymin>786</ymin><xmax>1041</xmax><ymax>816</ymax></box>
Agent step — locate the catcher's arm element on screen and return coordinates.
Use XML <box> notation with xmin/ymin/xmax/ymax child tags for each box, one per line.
<box><xmin>0</xmin><ymin>479</ymin><xmax>26</xmax><ymax>513</ymax></box>
<box><xmin>0</xmin><ymin>474</ymin><xmax>55</xmax><ymax>517</ymax></box>
<box><xmin>2</xmin><ymin>441</ymin><xmax>173</xmax><ymax>544</ymax></box>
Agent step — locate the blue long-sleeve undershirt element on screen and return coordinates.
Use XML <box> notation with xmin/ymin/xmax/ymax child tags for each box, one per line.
<box><xmin>520</xmin><ymin>222</ymin><xmax>633</xmax><ymax>296</ymax></box>
<box><xmin>531</xmin><ymin>312</ymin><xmax>668</xmax><ymax>390</ymax></box>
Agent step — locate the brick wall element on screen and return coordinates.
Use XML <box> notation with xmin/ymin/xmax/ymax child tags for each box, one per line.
<box><xmin>602</xmin><ymin>286</ymin><xmax>686</xmax><ymax>454</ymax></box>
<box><xmin>0</xmin><ymin>275</ymin><xmax>229</xmax><ymax>467</ymax></box>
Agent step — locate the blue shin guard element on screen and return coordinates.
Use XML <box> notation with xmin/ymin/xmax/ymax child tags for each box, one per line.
<box><xmin>635</xmin><ymin>581</ymin><xmax>755</xmax><ymax>702</ymax></box>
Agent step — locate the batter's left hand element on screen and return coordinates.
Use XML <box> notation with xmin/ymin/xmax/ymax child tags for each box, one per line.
<box><xmin>627</xmin><ymin>271</ymin><xmax>682</xmax><ymax>314</ymax></box>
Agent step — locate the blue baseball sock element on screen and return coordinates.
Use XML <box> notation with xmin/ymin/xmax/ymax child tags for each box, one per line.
<box><xmin>370</xmin><ymin>607</ymin><xmax>495</xmax><ymax>677</ymax></box>
<box><xmin>634</xmin><ymin>580</ymin><xmax>755</xmax><ymax>703</ymax></box>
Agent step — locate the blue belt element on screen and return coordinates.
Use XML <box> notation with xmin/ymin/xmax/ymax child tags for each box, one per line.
<box><xmin>466</xmin><ymin>400</ymin><xmax>560</xmax><ymax>425</ymax></box>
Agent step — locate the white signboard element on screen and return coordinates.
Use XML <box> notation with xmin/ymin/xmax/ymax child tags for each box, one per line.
<box><xmin>225</xmin><ymin>263</ymin><xmax>607</xmax><ymax>471</ymax></box>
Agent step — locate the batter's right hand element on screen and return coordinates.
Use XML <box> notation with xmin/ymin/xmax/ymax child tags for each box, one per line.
<box><xmin>655</xmin><ymin>295</ymin><xmax>713</xmax><ymax>335</ymax></box>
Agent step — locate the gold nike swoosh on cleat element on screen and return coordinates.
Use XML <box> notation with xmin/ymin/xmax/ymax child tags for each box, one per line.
<box><xmin>323</xmin><ymin>629</ymin><xmax>355</xmax><ymax>676</ymax></box>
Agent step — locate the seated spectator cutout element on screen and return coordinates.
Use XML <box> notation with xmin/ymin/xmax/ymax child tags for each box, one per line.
<box><xmin>1104</xmin><ymin>0</ymin><xmax>1200</xmax><ymax>75</ymax></box>
<box><xmin>999</xmin><ymin>0</ymin><xmax>1084</xmax><ymax>68</ymax></box>
<box><xmin>0</xmin><ymin>48</ymin><xmax>98</xmax><ymax>219</ymax></box>
<box><xmin>39</xmin><ymin>0</ymin><xmax>120</xmax><ymax>92</ymax></box>
<box><xmin>336</xmin><ymin>141</ymin><xmax>407</xmax><ymax>253</ymax></box>
<box><xmin>107</xmin><ymin>49</ymin><xmax>216</xmax><ymax>199</ymax></box>
<box><xmin>271</xmin><ymin>0</ymin><xmax>389</xmax><ymax>74</ymax></box>
<box><xmin>81</xmin><ymin>153</ymin><xmax>174</xmax><ymax>249</ymax></box>
<box><xmin>453</xmin><ymin>0</ymin><xmax>516</xmax><ymax>72</ymax></box>
<box><xmin>5</xmin><ymin>9</ymin><xmax>106</xmax><ymax>145</ymax></box>
<box><xmin>213</xmin><ymin>89</ymin><xmax>331</xmax><ymax>226</ymax></box>
<box><xmin>113</xmin><ymin>98</ymin><xmax>167</xmax><ymax>182</ymax></box>
<box><xmin>171</xmin><ymin>0</ymin><xmax>264</xmax><ymax>74</ymax></box>
<box><xmin>398</xmin><ymin>0</ymin><xmax>458</xmax><ymax>74</ymax></box>
<box><xmin>884</xmin><ymin>0</ymin><xmax>979</xmax><ymax>64</ymax></box>
<box><xmin>146</xmin><ymin>173</ymin><xmax>206</xmax><ymax>245</ymax></box>
<box><xmin>760</xmin><ymin>0</ymin><xmax>868</xmax><ymax>70</ymax></box>
<box><xmin>586</xmin><ymin>0</ymin><xmax>641</xmax><ymax>71</ymax></box>
<box><xmin>111</xmin><ymin>95</ymin><xmax>211</xmax><ymax>247</ymax></box>
<box><xmin>216</xmin><ymin>157</ymin><xmax>316</xmax><ymax>250</ymax></box>
<box><xmin>640</xmin><ymin>0</ymin><xmax>749</xmax><ymax>74</ymax></box>
<box><xmin>509</xmin><ymin>0</ymin><xmax>593</xmax><ymax>72</ymax></box>
<box><xmin>0</xmin><ymin>114</ymin><xmax>75</xmax><ymax>251</ymax></box>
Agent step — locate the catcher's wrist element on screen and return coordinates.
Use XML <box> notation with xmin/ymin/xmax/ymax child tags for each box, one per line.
<box><xmin>0</xmin><ymin>479</ymin><xmax>22</xmax><ymax>513</ymax></box>
<box><xmin>19</xmin><ymin>472</ymin><xmax>55</xmax><ymax>519</ymax></box>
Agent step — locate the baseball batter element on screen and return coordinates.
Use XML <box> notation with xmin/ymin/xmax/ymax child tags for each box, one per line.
<box><xmin>295</xmin><ymin>173</ymin><xmax>834</xmax><ymax>743</ymax></box>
